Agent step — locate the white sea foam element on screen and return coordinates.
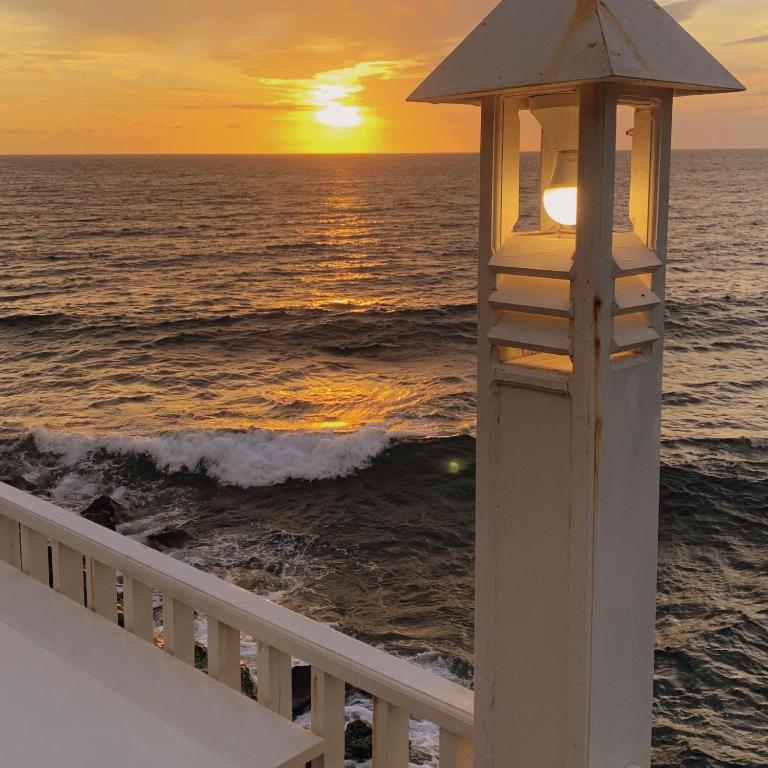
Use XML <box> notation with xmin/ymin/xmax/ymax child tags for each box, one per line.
<box><xmin>32</xmin><ymin>426</ymin><xmax>393</xmax><ymax>488</ymax></box>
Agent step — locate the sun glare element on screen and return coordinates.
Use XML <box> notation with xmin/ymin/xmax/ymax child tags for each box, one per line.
<box><xmin>316</xmin><ymin>104</ymin><xmax>362</xmax><ymax>128</ymax></box>
<box><xmin>310</xmin><ymin>83</ymin><xmax>363</xmax><ymax>129</ymax></box>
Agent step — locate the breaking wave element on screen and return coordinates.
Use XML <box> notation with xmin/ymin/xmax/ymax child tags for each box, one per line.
<box><xmin>30</xmin><ymin>426</ymin><xmax>394</xmax><ymax>488</ymax></box>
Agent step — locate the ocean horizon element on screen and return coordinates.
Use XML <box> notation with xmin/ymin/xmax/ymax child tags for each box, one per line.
<box><xmin>1</xmin><ymin>150</ymin><xmax>766</xmax><ymax>766</ymax></box>
<box><xmin>2</xmin><ymin>148</ymin><xmax>766</xmax><ymax>157</ymax></box>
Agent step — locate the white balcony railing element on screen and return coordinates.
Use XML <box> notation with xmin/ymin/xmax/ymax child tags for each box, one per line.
<box><xmin>0</xmin><ymin>481</ymin><xmax>473</xmax><ymax>768</ymax></box>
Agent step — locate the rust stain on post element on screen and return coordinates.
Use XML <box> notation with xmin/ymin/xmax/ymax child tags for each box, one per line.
<box><xmin>594</xmin><ymin>295</ymin><xmax>602</xmax><ymax>489</ymax></box>
<box><xmin>594</xmin><ymin>414</ymin><xmax>603</xmax><ymax>455</ymax></box>
<box><xmin>594</xmin><ymin>409</ymin><xmax>604</xmax><ymax>500</ymax></box>
<box><xmin>593</xmin><ymin>295</ymin><xmax>602</xmax><ymax>358</ymax></box>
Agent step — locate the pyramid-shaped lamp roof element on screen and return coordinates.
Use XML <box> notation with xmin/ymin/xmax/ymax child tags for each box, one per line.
<box><xmin>408</xmin><ymin>0</ymin><xmax>743</xmax><ymax>103</ymax></box>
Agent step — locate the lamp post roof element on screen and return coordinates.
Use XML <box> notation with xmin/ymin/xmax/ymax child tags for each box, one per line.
<box><xmin>408</xmin><ymin>0</ymin><xmax>744</xmax><ymax>104</ymax></box>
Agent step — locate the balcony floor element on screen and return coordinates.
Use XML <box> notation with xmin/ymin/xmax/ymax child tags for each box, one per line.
<box><xmin>0</xmin><ymin>560</ymin><xmax>323</xmax><ymax>768</ymax></box>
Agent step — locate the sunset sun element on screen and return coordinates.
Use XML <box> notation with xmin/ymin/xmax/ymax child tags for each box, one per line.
<box><xmin>316</xmin><ymin>103</ymin><xmax>362</xmax><ymax>128</ymax></box>
<box><xmin>310</xmin><ymin>83</ymin><xmax>364</xmax><ymax>129</ymax></box>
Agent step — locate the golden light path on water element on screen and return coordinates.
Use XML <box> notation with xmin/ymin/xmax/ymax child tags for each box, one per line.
<box><xmin>1</xmin><ymin>153</ymin><xmax>483</xmax><ymax>442</ymax></box>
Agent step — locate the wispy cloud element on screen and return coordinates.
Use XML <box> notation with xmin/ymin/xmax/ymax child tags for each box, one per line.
<box><xmin>0</xmin><ymin>0</ymin><xmax>272</xmax><ymax>44</ymax></box>
<box><xmin>178</xmin><ymin>61</ymin><xmax>418</xmax><ymax>118</ymax></box>
<box><xmin>0</xmin><ymin>127</ymin><xmax>95</xmax><ymax>134</ymax></box>
<box><xmin>253</xmin><ymin>59</ymin><xmax>421</xmax><ymax>129</ymax></box>
<box><xmin>258</xmin><ymin>60</ymin><xmax>420</xmax><ymax>106</ymax></box>
<box><xmin>229</xmin><ymin>102</ymin><xmax>311</xmax><ymax>111</ymax></box>
<box><xmin>662</xmin><ymin>0</ymin><xmax>711</xmax><ymax>23</ymax></box>
<box><xmin>725</xmin><ymin>32</ymin><xmax>768</xmax><ymax>45</ymax></box>
<box><xmin>0</xmin><ymin>47</ymin><xmax>106</xmax><ymax>74</ymax></box>
<box><xmin>183</xmin><ymin>102</ymin><xmax>312</xmax><ymax>112</ymax></box>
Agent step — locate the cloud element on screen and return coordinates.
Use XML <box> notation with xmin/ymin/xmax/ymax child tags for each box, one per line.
<box><xmin>0</xmin><ymin>0</ymin><xmax>276</xmax><ymax>43</ymax></box>
<box><xmin>725</xmin><ymin>32</ymin><xmax>768</xmax><ymax>46</ymax></box>
<box><xmin>0</xmin><ymin>127</ymin><xmax>95</xmax><ymax>134</ymax></box>
<box><xmin>0</xmin><ymin>46</ymin><xmax>106</xmax><ymax>74</ymax></box>
<box><xmin>662</xmin><ymin>0</ymin><xmax>711</xmax><ymax>23</ymax></box>
<box><xmin>183</xmin><ymin>103</ymin><xmax>312</xmax><ymax>112</ymax></box>
<box><xmin>0</xmin><ymin>0</ymin><xmax>488</xmax><ymax>66</ymax></box>
<box><xmin>258</xmin><ymin>59</ymin><xmax>421</xmax><ymax>108</ymax></box>
<box><xmin>228</xmin><ymin>102</ymin><xmax>311</xmax><ymax>111</ymax></box>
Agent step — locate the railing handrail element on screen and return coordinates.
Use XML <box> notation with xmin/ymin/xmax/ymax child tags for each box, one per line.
<box><xmin>0</xmin><ymin>481</ymin><xmax>473</xmax><ymax>737</ymax></box>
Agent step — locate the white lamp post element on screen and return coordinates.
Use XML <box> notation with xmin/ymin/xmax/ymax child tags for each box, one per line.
<box><xmin>409</xmin><ymin>2</ymin><xmax>743</xmax><ymax>768</ymax></box>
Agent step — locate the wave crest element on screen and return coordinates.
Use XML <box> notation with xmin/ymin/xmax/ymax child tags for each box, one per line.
<box><xmin>31</xmin><ymin>426</ymin><xmax>392</xmax><ymax>488</ymax></box>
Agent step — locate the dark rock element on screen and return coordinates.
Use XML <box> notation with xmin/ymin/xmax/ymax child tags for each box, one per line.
<box><xmin>193</xmin><ymin>641</ymin><xmax>256</xmax><ymax>699</ymax></box>
<box><xmin>240</xmin><ymin>666</ymin><xmax>256</xmax><ymax>700</ymax></box>
<box><xmin>292</xmin><ymin>665</ymin><xmax>312</xmax><ymax>718</ymax></box>
<box><xmin>409</xmin><ymin>747</ymin><xmax>432</xmax><ymax>765</ymax></box>
<box><xmin>80</xmin><ymin>495</ymin><xmax>121</xmax><ymax>531</ymax></box>
<box><xmin>343</xmin><ymin>715</ymin><xmax>429</xmax><ymax>764</ymax></box>
<box><xmin>146</xmin><ymin>527</ymin><xmax>193</xmax><ymax>550</ymax></box>
<box><xmin>345</xmin><ymin>718</ymin><xmax>373</xmax><ymax>762</ymax></box>
<box><xmin>194</xmin><ymin>642</ymin><xmax>208</xmax><ymax>670</ymax></box>
<box><xmin>1</xmin><ymin>475</ymin><xmax>36</xmax><ymax>492</ymax></box>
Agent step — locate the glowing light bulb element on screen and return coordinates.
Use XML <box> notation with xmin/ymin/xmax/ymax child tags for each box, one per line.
<box><xmin>531</xmin><ymin>98</ymin><xmax>580</xmax><ymax>228</ymax></box>
<box><xmin>543</xmin><ymin>149</ymin><xmax>578</xmax><ymax>226</ymax></box>
<box><xmin>543</xmin><ymin>187</ymin><xmax>578</xmax><ymax>227</ymax></box>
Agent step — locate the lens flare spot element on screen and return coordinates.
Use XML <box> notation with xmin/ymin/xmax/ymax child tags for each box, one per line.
<box><xmin>448</xmin><ymin>460</ymin><xmax>462</xmax><ymax>475</ymax></box>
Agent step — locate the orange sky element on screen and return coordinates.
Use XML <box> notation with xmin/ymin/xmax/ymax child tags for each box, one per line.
<box><xmin>0</xmin><ymin>0</ymin><xmax>766</xmax><ymax>154</ymax></box>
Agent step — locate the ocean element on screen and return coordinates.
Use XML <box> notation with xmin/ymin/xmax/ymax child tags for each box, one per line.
<box><xmin>0</xmin><ymin>152</ymin><xmax>766</xmax><ymax>766</ymax></box>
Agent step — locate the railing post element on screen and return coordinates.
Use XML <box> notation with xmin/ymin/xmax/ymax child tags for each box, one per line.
<box><xmin>440</xmin><ymin>729</ymin><xmax>473</xmax><ymax>768</ymax></box>
<box><xmin>85</xmin><ymin>558</ymin><xmax>117</xmax><ymax>621</ymax></box>
<box><xmin>54</xmin><ymin>543</ymin><xmax>85</xmax><ymax>605</ymax></box>
<box><xmin>164</xmin><ymin>595</ymin><xmax>195</xmax><ymax>664</ymax></box>
<box><xmin>311</xmin><ymin>670</ymin><xmax>345</xmax><ymax>768</ymax></box>
<box><xmin>208</xmin><ymin>618</ymin><xmax>241</xmax><ymax>690</ymax></box>
<box><xmin>259</xmin><ymin>643</ymin><xmax>292</xmax><ymax>719</ymax></box>
<box><xmin>373</xmin><ymin>698</ymin><xmax>409</xmax><ymax>768</ymax></box>
<box><xmin>20</xmin><ymin>526</ymin><xmax>49</xmax><ymax>585</ymax></box>
<box><xmin>0</xmin><ymin>514</ymin><xmax>21</xmax><ymax>568</ymax></box>
<box><xmin>124</xmin><ymin>577</ymin><xmax>154</xmax><ymax>641</ymax></box>
<box><xmin>0</xmin><ymin>484</ymin><xmax>475</xmax><ymax>755</ymax></box>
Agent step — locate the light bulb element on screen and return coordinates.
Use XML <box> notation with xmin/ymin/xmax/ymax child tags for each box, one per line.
<box><xmin>543</xmin><ymin>148</ymin><xmax>578</xmax><ymax>226</ymax></box>
<box><xmin>531</xmin><ymin>97</ymin><xmax>580</xmax><ymax>229</ymax></box>
<box><xmin>543</xmin><ymin>186</ymin><xmax>578</xmax><ymax>227</ymax></box>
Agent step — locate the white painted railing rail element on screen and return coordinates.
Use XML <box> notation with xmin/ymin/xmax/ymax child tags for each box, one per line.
<box><xmin>0</xmin><ymin>481</ymin><xmax>473</xmax><ymax>768</ymax></box>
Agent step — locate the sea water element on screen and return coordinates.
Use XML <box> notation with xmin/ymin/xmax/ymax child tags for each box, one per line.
<box><xmin>1</xmin><ymin>152</ymin><xmax>766</xmax><ymax>766</ymax></box>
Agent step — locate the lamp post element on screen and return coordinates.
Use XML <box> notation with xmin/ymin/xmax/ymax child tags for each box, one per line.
<box><xmin>409</xmin><ymin>3</ymin><xmax>743</xmax><ymax>768</ymax></box>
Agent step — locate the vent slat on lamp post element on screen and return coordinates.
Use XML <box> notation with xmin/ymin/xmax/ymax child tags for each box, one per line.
<box><xmin>408</xmin><ymin>2</ymin><xmax>743</xmax><ymax>768</ymax></box>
